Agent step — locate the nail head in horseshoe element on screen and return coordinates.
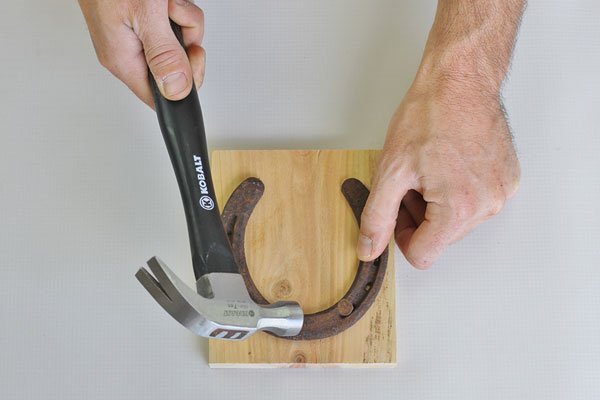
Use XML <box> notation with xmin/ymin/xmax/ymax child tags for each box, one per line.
<box><xmin>221</xmin><ymin>177</ymin><xmax>389</xmax><ymax>340</ymax></box>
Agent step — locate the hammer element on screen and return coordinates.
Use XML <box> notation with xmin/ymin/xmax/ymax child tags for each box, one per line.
<box><xmin>135</xmin><ymin>21</ymin><xmax>303</xmax><ymax>341</ymax></box>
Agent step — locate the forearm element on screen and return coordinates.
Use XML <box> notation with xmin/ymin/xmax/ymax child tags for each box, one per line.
<box><xmin>418</xmin><ymin>0</ymin><xmax>526</xmax><ymax>96</ymax></box>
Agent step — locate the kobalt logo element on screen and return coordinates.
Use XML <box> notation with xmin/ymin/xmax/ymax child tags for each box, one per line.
<box><xmin>200</xmin><ymin>195</ymin><xmax>214</xmax><ymax>210</ymax></box>
<box><xmin>194</xmin><ymin>155</ymin><xmax>214</xmax><ymax>210</ymax></box>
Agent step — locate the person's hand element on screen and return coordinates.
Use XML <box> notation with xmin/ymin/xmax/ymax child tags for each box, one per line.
<box><xmin>78</xmin><ymin>0</ymin><xmax>205</xmax><ymax>108</ymax></box>
<box><xmin>357</xmin><ymin>64</ymin><xmax>521</xmax><ymax>269</ymax></box>
<box><xmin>356</xmin><ymin>0</ymin><xmax>525</xmax><ymax>269</ymax></box>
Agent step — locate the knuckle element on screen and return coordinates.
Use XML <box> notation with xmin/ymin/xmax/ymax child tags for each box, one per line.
<box><xmin>359</xmin><ymin>209</ymin><xmax>378</xmax><ymax>230</ymax></box>
<box><xmin>404</xmin><ymin>239</ymin><xmax>444</xmax><ymax>271</ymax></box>
<box><xmin>194</xmin><ymin>6</ymin><xmax>205</xmax><ymax>23</ymax></box>
<box><xmin>360</xmin><ymin>206</ymin><xmax>378</xmax><ymax>223</ymax></box>
<box><xmin>171</xmin><ymin>0</ymin><xmax>204</xmax><ymax>23</ymax></box>
<box><xmin>487</xmin><ymin>196</ymin><xmax>505</xmax><ymax>217</ymax></box>
<box><xmin>361</xmin><ymin>207</ymin><xmax>393</xmax><ymax>232</ymax></box>
<box><xmin>96</xmin><ymin>51</ymin><xmax>110</xmax><ymax>68</ymax></box>
<box><xmin>454</xmin><ymin>196</ymin><xmax>478</xmax><ymax>221</ymax></box>
<box><xmin>504</xmin><ymin>159</ymin><xmax>521</xmax><ymax>198</ymax></box>
<box><xmin>404</xmin><ymin>252</ymin><xmax>432</xmax><ymax>270</ymax></box>
<box><xmin>505</xmin><ymin>175</ymin><xmax>520</xmax><ymax>199</ymax></box>
<box><xmin>97</xmin><ymin>53</ymin><xmax>120</xmax><ymax>75</ymax></box>
<box><xmin>377</xmin><ymin>144</ymin><xmax>414</xmax><ymax>176</ymax></box>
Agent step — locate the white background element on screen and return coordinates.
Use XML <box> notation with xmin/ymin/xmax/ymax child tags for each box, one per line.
<box><xmin>1</xmin><ymin>1</ymin><xmax>599</xmax><ymax>399</ymax></box>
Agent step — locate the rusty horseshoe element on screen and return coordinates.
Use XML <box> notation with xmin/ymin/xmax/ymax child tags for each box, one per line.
<box><xmin>221</xmin><ymin>177</ymin><xmax>389</xmax><ymax>341</ymax></box>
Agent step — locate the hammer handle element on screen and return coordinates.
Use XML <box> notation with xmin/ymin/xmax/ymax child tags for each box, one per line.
<box><xmin>149</xmin><ymin>21</ymin><xmax>238</xmax><ymax>278</ymax></box>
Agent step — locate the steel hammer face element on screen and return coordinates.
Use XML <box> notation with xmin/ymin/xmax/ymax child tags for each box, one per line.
<box><xmin>136</xmin><ymin>257</ymin><xmax>303</xmax><ymax>340</ymax></box>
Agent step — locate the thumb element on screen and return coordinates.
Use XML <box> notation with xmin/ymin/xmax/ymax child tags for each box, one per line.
<box><xmin>358</xmin><ymin>160</ymin><xmax>413</xmax><ymax>261</ymax></box>
<box><xmin>139</xmin><ymin>18</ymin><xmax>193</xmax><ymax>100</ymax></box>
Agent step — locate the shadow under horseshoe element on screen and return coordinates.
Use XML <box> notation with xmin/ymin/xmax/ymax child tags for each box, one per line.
<box><xmin>221</xmin><ymin>177</ymin><xmax>389</xmax><ymax>341</ymax></box>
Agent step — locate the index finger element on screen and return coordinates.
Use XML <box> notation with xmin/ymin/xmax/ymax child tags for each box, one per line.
<box><xmin>394</xmin><ymin>201</ymin><xmax>456</xmax><ymax>269</ymax></box>
<box><xmin>168</xmin><ymin>0</ymin><xmax>204</xmax><ymax>47</ymax></box>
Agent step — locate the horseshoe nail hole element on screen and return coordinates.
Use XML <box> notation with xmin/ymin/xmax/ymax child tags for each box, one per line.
<box><xmin>271</xmin><ymin>279</ymin><xmax>292</xmax><ymax>299</ymax></box>
<box><xmin>365</xmin><ymin>283</ymin><xmax>373</xmax><ymax>292</ymax></box>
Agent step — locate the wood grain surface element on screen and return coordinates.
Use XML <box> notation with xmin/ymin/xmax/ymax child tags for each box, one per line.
<box><xmin>209</xmin><ymin>150</ymin><xmax>396</xmax><ymax>368</ymax></box>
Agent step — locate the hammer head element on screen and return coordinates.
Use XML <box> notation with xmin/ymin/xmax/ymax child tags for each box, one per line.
<box><xmin>135</xmin><ymin>257</ymin><xmax>303</xmax><ymax>340</ymax></box>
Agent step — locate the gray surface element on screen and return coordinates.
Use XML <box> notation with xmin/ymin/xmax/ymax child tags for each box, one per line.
<box><xmin>1</xmin><ymin>1</ymin><xmax>599</xmax><ymax>399</ymax></box>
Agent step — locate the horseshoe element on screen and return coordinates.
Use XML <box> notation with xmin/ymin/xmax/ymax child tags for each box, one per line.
<box><xmin>221</xmin><ymin>177</ymin><xmax>389</xmax><ymax>340</ymax></box>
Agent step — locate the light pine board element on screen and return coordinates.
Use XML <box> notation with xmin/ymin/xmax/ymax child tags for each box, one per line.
<box><xmin>210</xmin><ymin>150</ymin><xmax>396</xmax><ymax>368</ymax></box>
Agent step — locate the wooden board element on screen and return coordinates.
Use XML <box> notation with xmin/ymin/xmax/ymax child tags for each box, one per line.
<box><xmin>210</xmin><ymin>150</ymin><xmax>396</xmax><ymax>368</ymax></box>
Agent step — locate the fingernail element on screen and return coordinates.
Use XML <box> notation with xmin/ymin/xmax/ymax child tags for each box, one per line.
<box><xmin>162</xmin><ymin>72</ymin><xmax>187</xmax><ymax>97</ymax></box>
<box><xmin>175</xmin><ymin>0</ymin><xmax>190</xmax><ymax>6</ymax></box>
<box><xmin>357</xmin><ymin>234</ymin><xmax>373</xmax><ymax>259</ymax></box>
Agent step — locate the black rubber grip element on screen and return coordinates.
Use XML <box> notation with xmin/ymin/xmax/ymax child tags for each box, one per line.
<box><xmin>149</xmin><ymin>21</ymin><xmax>238</xmax><ymax>278</ymax></box>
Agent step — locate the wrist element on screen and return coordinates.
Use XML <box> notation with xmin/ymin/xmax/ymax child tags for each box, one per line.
<box><xmin>410</xmin><ymin>39</ymin><xmax>508</xmax><ymax>114</ymax></box>
<box><xmin>418</xmin><ymin>44</ymin><xmax>505</xmax><ymax>97</ymax></box>
<box><xmin>414</xmin><ymin>1</ymin><xmax>522</xmax><ymax>98</ymax></box>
